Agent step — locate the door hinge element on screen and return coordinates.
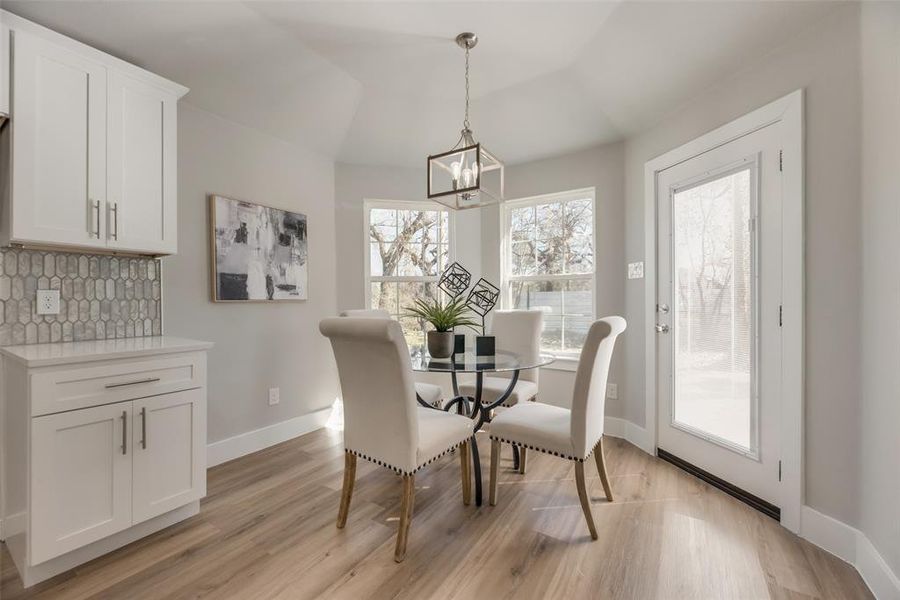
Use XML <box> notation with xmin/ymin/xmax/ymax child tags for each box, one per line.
<box><xmin>779</xmin><ymin>305</ymin><xmax>783</xmax><ymax>327</ymax></box>
<box><xmin>779</xmin><ymin>149</ymin><xmax>783</xmax><ymax>172</ymax></box>
<box><xmin>778</xmin><ymin>460</ymin><xmax>782</xmax><ymax>482</ymax></box>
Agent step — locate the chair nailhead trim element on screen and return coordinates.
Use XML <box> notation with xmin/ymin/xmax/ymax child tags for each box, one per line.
<box><xmin>344</xmin><ymin>440</ymin><xmax>467</xmax><ymax>476</ymax></box>
<box><xmin>488</xmin><ymin>436</ymin><xmax>603</xmax><ymax>463</ymax></box>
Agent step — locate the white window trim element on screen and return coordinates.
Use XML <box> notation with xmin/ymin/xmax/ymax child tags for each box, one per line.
<box><xmin>362</xmin><ymin>198</ymin><xmax>456</xmax><ymax>311</ymax></box>
<box><xmin>499</xmin><ymin>187</ymin><xmax>597</xmax><ymax>364</ymax></box>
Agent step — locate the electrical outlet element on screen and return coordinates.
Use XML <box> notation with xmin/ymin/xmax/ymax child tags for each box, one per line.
<box><xmin>606</xmin><ymin>383</ymin><xmax>618</xmax><ymax>400</ymax></box>
<box><xmin>36</xmin><ymin>290</ymin><xmax>60</xmax><ymax>315</ymax></box>
<box><xmin>268</xmin><ymin>387</ymin><xmax>280</xmax><ymax>406</ymax></box>
<box><xmin>627</xmin><ymin>262</ymin><xmax>644</xmax><ymax>280</ymax></box>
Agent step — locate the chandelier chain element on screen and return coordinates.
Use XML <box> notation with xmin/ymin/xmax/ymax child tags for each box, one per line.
<box><xmin>463</xmin><ymin>45</ymin><xmax>470</xmax><ymax>130</ymax></box>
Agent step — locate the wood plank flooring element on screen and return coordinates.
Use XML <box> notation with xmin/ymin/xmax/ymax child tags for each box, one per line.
<box><xmin>1</xmin><ymin>428</ymin><xmax>872</xmax><ymax>599</ymax></box>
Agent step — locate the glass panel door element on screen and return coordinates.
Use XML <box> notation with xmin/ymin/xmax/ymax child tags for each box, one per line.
<box><xmin>671</xmin><ymin>166</ymin><xmax>757</xmax><ymax>454</ymax></box>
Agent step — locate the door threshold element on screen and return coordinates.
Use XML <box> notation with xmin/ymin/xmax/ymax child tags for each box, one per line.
<box><xmin>657</xmin><ymin>448</ymin><xmax>780</xmax><ymax>521</ymax></box>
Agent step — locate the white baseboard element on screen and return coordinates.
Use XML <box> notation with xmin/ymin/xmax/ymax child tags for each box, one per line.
<box><xmin>207</xmin><ymin>407</ymin><xmax>332</xmax><ymax>468</ymax></box>
<box><xmin>604</xmin><ymin>417</ymin><xmax>653</xmax><ymax>455</ymax></box>
<box><xmin>0</xmin><ymin>511</ymin><xmax>25</xmax><ymax>541</ymax></box>
<box><xmin>801</xmin><ymin>506</ymin><xmax>900</xmax><ymax>599</ymax></box>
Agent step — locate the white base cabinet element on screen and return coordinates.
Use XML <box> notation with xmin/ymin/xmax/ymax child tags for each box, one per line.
<box><xmin>0</xmin><ymin>336</ymin><xmax>212</xmax><ymax>587</ymax></box>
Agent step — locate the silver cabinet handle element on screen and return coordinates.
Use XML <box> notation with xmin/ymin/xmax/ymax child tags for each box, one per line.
<box><xmin>140</xmin><ymin>406</ymin><xmax>147</xmax><ymax>449</ymax></box>
<box><xmin>111</xmin><ymin>202</ymin><xmax>119</xmax><ymax>240</ymax></box>
<box><xmin>121</xmin><ymin>410</ymin><xmax>127</xmax><ymax>455</ymax></box>
<box><xmin>90</xmin><ymin>199</ymin><xmax>101</xmax><ymax>238</ymax></box>
<box><xmin>657</xmin><ymin>303</ymin><xmax>670</xmax><ymax>314</ymax></box>
<box><xmin>655</xmin><ymin>324</ymin><xmax>670</xmax><ymax>333</ymax></box>
<box><xmin>105</xmin><ymin>377</ymin><xmax>161</xmax><ymax>389</ymax></box>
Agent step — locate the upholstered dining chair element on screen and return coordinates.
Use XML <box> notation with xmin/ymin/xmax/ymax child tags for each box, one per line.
<box><xmin>320</xmin><ymin>317</ymin><xmax>475</xmax><ymax>562</ymax></box>
<box><xmin>487</xmin><ymin>316</ymin><xmax>626</xmax><ymax>540</ymax></box>
<box><xmin>458</xmin><ymin>309</ymin><xmax>542</xmax><ymax>471</ymax></box>
<box><xmin>339</xmin><ymin>309</ymin><xmax>444</xmax><ymax>408</ymax></box>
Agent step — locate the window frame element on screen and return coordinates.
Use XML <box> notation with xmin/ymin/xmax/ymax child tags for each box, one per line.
<box><xmin>499</xmin><ymin>187</ymin><xmax>597</xmax><ymax>361</ymax></box>
<box><xmin>362</xmin><ymin>198</ymin><xmax>456</xmax><ymax>313</ymax></box>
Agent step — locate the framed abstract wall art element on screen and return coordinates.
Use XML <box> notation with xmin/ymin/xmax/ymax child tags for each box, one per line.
<box><xmin>209</xmin><ymin>195</ymin><xmax>308</xmax><ymax>302</ymax></box>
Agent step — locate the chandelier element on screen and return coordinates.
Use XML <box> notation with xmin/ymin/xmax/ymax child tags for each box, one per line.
<box><xmin>427</xmin><ymin>32</ymin><xmax>504</xmax><ymax>210</ymax></box>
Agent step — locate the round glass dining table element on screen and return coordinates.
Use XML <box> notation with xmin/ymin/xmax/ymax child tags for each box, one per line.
<box><xmin>410</xmin><ymin>349</ymin><xmax>554</xmax><ymax>505</ymax></box>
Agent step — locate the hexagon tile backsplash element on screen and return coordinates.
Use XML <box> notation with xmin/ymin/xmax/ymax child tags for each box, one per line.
<box><xmin>0</xmin><ymin>248</ymin><xmax>162</xmax><ymax>346</ymax></box>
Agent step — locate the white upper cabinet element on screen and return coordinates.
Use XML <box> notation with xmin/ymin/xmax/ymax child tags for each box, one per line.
<box><xmin>10</xmin><ymin>31</ymin><xmax>107</xmax><ymax>248</ymax></box>
<box><xmin>1</xmin><ymin>11</ymin><xmax>187</xmax><ymax>255</ymax></box>
<box><xmin>107</xmin><ymin>72</ymin><xmax>178</xmax><ymax>254</ymax></box>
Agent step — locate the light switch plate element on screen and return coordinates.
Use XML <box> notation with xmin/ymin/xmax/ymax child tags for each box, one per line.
<box><xmin>627</xmin><ymin>262</ymin><xmax>644</xmax><ymax>279</ymax></box>
<box><xmin>268</xmin><ymin>387</ymin><xmax>280</xmax><ymax>406</ymax></box>
<box><xmin>36</xmin><ymin>290</ymin><xmax>60</xmax><ymax>315</ymax></box>
<box><xmin>606</xmin><ymin>383</ymin><xmax>618</xmax><ymax>400</ymax></box>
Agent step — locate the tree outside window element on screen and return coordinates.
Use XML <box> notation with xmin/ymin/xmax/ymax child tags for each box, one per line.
<box><xmin>504</xmin><ymin>189</ymin><xmax>595</xmax><ymax>356</ymax></box>
<box><xmin>366</xmin><ymin>201</ymin><xmax>452</xmax><ymax>347</ymax></box>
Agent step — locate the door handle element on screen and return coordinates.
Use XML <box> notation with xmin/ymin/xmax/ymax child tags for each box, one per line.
<box><xmin>121</xmin><ymin>410</ymin><xmax>127</xmax><ymax>455</ymax></box>
<box><xmin>140</xmin><ymin>406</ymin><xmax>147</xmax><ymax>449</ymax></box>
<box><xmin>655</xmin><ymin>324</ymin><xmax>670</xmax><ymax>333</ymax></box>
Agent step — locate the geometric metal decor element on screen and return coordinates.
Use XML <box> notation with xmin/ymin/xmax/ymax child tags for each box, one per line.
<box><xmin>438</xmin><ymin>261</ymin><xmax>472</xmax><ymax>299</ymax></box>
<box><xmin>466</xmin><ymin>277</ymin><xmax>500</xmax><ymax>335</ymax></box>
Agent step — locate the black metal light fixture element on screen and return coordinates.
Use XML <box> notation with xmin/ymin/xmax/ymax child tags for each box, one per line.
<box><xmin>427</xmin><ymin>32</ymin><xmax>504</xmax><ymax>210</ymax></box>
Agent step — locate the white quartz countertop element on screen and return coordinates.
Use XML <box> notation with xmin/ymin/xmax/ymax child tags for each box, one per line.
<box><xmin>0</xmin><ymin>336</ymin><xmax>214</xmax><ymax>367</ymax></box>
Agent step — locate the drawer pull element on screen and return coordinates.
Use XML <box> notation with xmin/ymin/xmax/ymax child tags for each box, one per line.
<box><xmin>140</xmin><ymin>406</ymin><xmax>147</xmax><ymax>449</ymax></box>
<box><xmin>105</xmin><ymin>377</ymin><xmax>161</xmax><ymax>389</ymax></box>
<box><xmin>121</xmin><ymin>410</ymin><xmax>127</xmax><ymax>455</ymax></box>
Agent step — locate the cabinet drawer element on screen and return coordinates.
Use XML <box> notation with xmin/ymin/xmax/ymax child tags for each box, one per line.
<box><xmin>30</xmin><ymin>352</ymin><xmax>206</xmax><ymax>417</ymax></box>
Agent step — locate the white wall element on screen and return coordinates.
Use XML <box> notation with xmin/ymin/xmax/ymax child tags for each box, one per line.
<box><xmin>481</xmin><ymin>142</ymin><xmax>627</xmax><ymax>414</ymax></box>
<box><xmin>859</xmin><ymin>0</ymin><xmax>900</xmax><ymax>579</ymax></box>
<box><xmin>164</xmin><ymin>104</ymin><xmax>340</xmax><ymax>444</ymax></box>
<box><xmin>623</xmin><ymin>4</ymin><xmax>863</xmax><ymax>525</ymax></box>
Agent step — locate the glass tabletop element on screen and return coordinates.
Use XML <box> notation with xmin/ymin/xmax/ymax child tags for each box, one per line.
<box><xmin>410</xmin><ymin>348</ymin><xmax>555</xmax><ymax>373</ymax></box>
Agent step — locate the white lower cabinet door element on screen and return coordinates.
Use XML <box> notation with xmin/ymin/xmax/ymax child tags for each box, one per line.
<box><xmin>132</xmin><ymin>389</ymin><xmax>205</xmax><ymax>523</ymax></box>
<box><xmin>30</xmin><ymin>402</ymin><xmax>133</xmax><ymax>565</ymax></box>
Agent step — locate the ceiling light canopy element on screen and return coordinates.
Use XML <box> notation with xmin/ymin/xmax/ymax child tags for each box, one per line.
<box><xmin>427</xmin><ymin>32</ymin><xmax>504</xmax><ymax>210</ymax></box>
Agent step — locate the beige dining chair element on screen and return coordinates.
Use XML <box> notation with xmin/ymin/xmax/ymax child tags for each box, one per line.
<box><xmin>487</xmin><ymin>316</ymin><xmax>626</xmax><ymax>540</ymax></box>
<box><xmin>458</xmin><ymin>309</ymin><xmax>543</xmax><ymax>471</ymax></box>
<box><xmin>339</xmin><ymin>308</ymin><xmax>444</xmax><ymax>408</ymax></box>
<box><xmin>320</xmin><ymin>317</ymin><xmax>475</xmax><ymax>562</ymax></box>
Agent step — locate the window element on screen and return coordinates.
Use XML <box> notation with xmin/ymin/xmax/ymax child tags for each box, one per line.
<box><xmin>502</xmin><ymin>188</ymin><xmax>595</xmax><ymax>357</ymax></box>
<box><xmin>365</xmin><ymin>200</ymin><xmax>453</xmax><ymax>347</ymax></box>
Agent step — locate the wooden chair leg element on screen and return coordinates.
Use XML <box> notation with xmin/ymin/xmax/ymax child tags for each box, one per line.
<box><xmin>336</xmin><ymin>453</ymin><xmax>357</xmax><ymax>529</ymax></box>
<box><xmin>394</xmin><ymin>474</ymin><xmax>415</xmax><ymax>562</ymax></box>
<box><xmin>489</xmin><ymin>439</ymin><xmax>501</xmax><ymax>506</ymax></box>
<box><xmin>594</xmin><ymin>437</ymin><xmax>614</xmax><ymax>502</ymax></box>
<box><xmin>460</xmin><ymin>439</ymin><xmax>472</xmax><ymax>506</ymax></box>
<box><xmin>574</xmin><ymin>462</ymin><xmax>598</xmax><ymax>540</ymax></box>
<box><xmin>518</xmin><ymin>447</ymin><xmax>527</xmax><ymax>474</ymax></box>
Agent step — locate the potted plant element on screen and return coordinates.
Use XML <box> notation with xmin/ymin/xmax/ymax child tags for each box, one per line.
<box><xmin>406</xmin><ymin>296</ymin><xmax>479</xmax><ymax>358</ymax></box>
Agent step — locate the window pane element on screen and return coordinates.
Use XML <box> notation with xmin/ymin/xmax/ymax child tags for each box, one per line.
<box><xmin>369</xmin><ymin>206</ymin><xmax>448</xmax><ymax>279</ymax></box>
<box><xmin>398</xmin><ymin>281</ymin><xmax>438</xmax><ymax>317</ymax></box>
<box><xmin>536</xmin><ymin>239</ymin><xmax>563</xmax><ymax>274</ymax></box>
<box><xmin>563</xmin><ymin>316</ymin><xmax>591</xmax><ymax>352</ymax></box>
<box><xmin>536</xmin><ymin>203</ymin><xmax>563</xmax><ymax>239</ymax></box>
<box><xmin>565</xmin><ymin>199</ymin><xmax>593</xmax><ymax>237</ymax></box>
<box><xmin>565</xmin><ymin>236</ymin><xmax>593</xmax><ymax>274</ymax></box>
<box><xmin>370</xmin><ymin>282</ymin><xmax>398</xmax><ymax>315</ymax></box>
<box><xmin>370</xmin><ymin>209</ymin><xmax>397</xmax><ymax>242</ymax></box>
<box><xmin>564</xmin><ymin>278</ymin><xmax>592</xmax><ymax>318</ymax></box>
<box><xmin>510</xmin><ymin>206</ymin><xmax>535</xmax><ymax>242</ymax></box>
<box><xmin>369</xmin><ymin>243</ymin><xmax>384</xmax><ymax>277</ymax></box>
<box><xmin>398</xmin><ymin>317</ymin><xmax>426</xmax><ymax>348</ymax></box>
<box><xmin>512</xmin><ymin>241</ymin><xmax>535</xmax><ymax>276</ymax></box>
<box><xmin>541</xmin><ymin>315</ymin><xmax>563</xmax><ymax>352</ymax></box>
<box><xmin>672</xmin><ymin>168</ymin><xmax>753</xmax><ymax>451</ymax></box>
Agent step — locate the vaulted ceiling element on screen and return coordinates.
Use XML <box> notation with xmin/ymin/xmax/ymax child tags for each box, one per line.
<box><xmin>3</xmin><ymin>1</ymin><xmax>841</xmax><ymax>166</ymax></box>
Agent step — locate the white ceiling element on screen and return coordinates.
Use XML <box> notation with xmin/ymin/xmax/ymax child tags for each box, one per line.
<box><xmin>3</xmin><ymin>1</ymin><xmax>841</xmax><ymax>166</ymax></box>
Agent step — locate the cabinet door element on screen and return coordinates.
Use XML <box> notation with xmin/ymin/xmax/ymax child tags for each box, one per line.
<box><xmin>132</xmin><ymin>389</ymin><xmax>205</xmax><ymax>523</ymax></box>
<box><xmin>107</xmin><ymin>71</ymin><xmax>177</xmax><ymax>255</ymax></box>
<box><xmin>11</xmin><ymin>30</ymin><xmax>107</xmax><ymax>247</ymax></box>
<box><xmin>30</xmin><ymin>402</ymin><xmax>132</xmax><ymax>565</ymax></box>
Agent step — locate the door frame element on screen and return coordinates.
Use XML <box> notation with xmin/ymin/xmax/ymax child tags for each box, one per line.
<box><xmin>643</xmin><ymin>90</ymin><xmax>804</xmax><ymax>532</ymax></box>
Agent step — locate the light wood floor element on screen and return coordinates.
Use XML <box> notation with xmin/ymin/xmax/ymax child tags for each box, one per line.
<box><xmin>1</xmin><ymin>428</ymin><xmax>871</xmax><ymax>599</ymax></box>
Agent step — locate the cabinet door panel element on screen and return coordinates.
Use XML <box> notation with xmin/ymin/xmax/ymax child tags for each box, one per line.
<box><xmin>133</xmin><ymin>389</ymin><xmax>205</xmax><ymax>523</ymax></box>
<box><xmin>107</xmin><ymin>72</ymin><xmax>177</xmax><ymax>254</ymax></box>
<box><xmin>31</xmin><ymin>402</ymin><xmax>132</xmax><ymax>565</ymax></box>
<box><xmin>11</xmin><ymin>30</ymin><xmax>106</xmax><ymax>247</ymax></box>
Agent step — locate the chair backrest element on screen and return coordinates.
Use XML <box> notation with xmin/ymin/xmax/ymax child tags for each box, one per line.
<box><xmin>320</xmin><ymin>317</ymin><xmax>418</xmax><ymax>472</ymax></box>
<box><xmin>340</xmin><ymin>309</ymin><xmax>391</xmax><ymax>318</ymax></box>
<box><xmin>570</xmin><ymin>317</ymin><xmax>627</xmax><ymax>458</ymax></box>
<box><xmin>491</xmin><ymin>310</ymin><xmax>543</xmax><ymax>383</ymax></box>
